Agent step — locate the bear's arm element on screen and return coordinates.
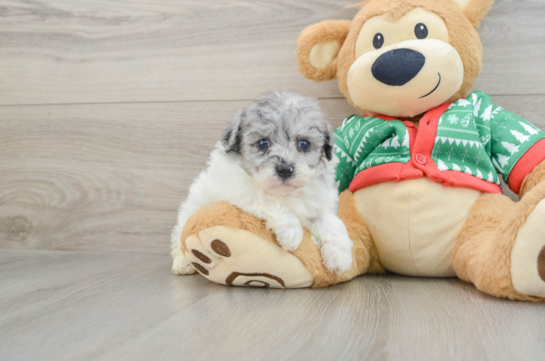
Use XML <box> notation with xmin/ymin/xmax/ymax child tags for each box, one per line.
<box><xmin>520</xmin><ymin>160</ymin><xmax>545</xmax><ymax>198</ymax></box>
<box><xmin>479</xmin><ymin>90</ymin><xmax>545</xmax><ymax>195</ymax></box>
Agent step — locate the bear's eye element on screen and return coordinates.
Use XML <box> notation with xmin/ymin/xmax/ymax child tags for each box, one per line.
<box><xmin>373</xmin><ymin>33</ymin><xmax>384</xmax><ymax>49</ymax></box>
<box><xmin>415</xmin><ymin>23</ymin><xmax>428</xmax><ymax>39</ymax></box>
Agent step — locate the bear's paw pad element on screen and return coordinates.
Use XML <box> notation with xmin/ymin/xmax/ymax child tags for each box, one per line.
<box><xmin>183</xmin><ymin>225</ymin><xmax>314</xmax><ymax>289</ymax></box>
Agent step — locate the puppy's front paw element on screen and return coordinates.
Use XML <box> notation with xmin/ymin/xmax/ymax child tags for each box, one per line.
<box><xmin>320</xmin><ymin>241</ymin><xmax>353</xmax><ymax>274</ymax></box>
<box><xmin>172</xmin><ymin>254</ymin><xmax>197</xmax><ymax>275</ymax></box>
<box><xmin>275</xmin><ymin>224</ymin><xmax>304</xmax><ymax>252</ymax></box>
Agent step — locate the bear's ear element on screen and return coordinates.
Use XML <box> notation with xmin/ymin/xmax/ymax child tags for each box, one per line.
<box><xmin>451</xmin><ymin>0</ymin><xmax>495</xmax><ymax>28</ymax></box>
<box><xmin>297</xmin><ymin>20</ymin><xmax>351</xmax><ymax>82</ymax></box>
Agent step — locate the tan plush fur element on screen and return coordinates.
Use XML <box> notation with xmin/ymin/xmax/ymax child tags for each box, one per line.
<box><xmin>520</xmin><ymin>160</ymin><xmax>545</xmax><ymax>198</ymax></box>
<box><xmin>463</xmin><ymin>0</ymin><xmax>495</xmax><ymax>28</ymax></box>
<box><xmin>338</xmin><ymin>191</ymin><xmax>384</xmax><ymax>275</ymax></box>
<box><xmin>181</xmin><ymin>201</ymin><xmax>280</xmax><ymax>254</ymax></box>
<box><xmin>181</xmin><ymin>192</ymin><xmax>383</xmax><ymax>288</ymax></box>
<box><xmin>297</xmin><ymin>20</ymin><xmax>351</xmax><ymax>82</ymax></box>
<box><xmin>305</xmin><ymin>191</ymin><xmax>384</xmax><ymax>288</ymax></box>
<box><xmin>454</xmin><ymin>183</ymin><xmax>545</xmax><ymax>302</ymax></box>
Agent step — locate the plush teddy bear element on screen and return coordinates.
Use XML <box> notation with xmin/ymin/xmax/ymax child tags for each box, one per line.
<box><xmin>176</xmin><ymin>0</ymin><xmax>545</xmax><ymax>301</ymax></box>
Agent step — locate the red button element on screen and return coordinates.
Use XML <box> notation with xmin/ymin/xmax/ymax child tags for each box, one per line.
<box><xmin>415</xmin><ymin>153</ymin><xmax>426</xmax><ymax>165</ymax></box>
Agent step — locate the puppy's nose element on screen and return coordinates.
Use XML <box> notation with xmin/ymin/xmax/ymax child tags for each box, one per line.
<box><xmin>276</xmin><ymin>164</ymin><xmax>294</xmax><ymax>180</ymax></box>
<box><xmin>371</xmin><ymin>48</ymin><xmax>425</xmax><ymax>86</ymax></box>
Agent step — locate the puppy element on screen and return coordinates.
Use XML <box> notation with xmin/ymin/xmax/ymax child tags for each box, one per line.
<box><xmin>171</xmin><ymin>91</ymin><xmax>353</xmax><ymax>274</ymax></box>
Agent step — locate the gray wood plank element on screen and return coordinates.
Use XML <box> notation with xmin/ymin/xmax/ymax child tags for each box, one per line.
<box><xmin>0</xmin><ymin>250</ymin><xmax>212</xmax><ymax>361</ymax></box>
<box><xmin>0</xmin><ymin>250</ymin><xmax>164</xmax><ymax>324</ymax></box>
<box><xmin>103</xmin><ymin>278</ymin><xmax>545</xmax><ymax>361</ymax></box>
<box><xmin>0</xmin><ymin>0</ymin><xmax>544</xmax><ymax>106</ymax></box>
<box><xmin>0</xmin><ymin>250</ymin><xmax>544</xmax><ymax>361</ymax></box>
<box><xmin>1</xmin><ymin>95</ymin><xmax>543</xmax><ymax>252</ymax></box>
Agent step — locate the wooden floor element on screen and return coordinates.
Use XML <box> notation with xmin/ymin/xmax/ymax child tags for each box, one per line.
<box><xmin>1</xmin><ymin>0</ymin><xmax>545</xmax><ymax>360</ymax></box>
<box><xmin>1</xmin><ymin>249</ymin><xmax>544</xmax><ymax>361</ymax></box>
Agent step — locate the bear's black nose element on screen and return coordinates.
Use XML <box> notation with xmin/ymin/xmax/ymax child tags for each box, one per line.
<box><xmin>276</xmin><ymin>164</ymin><xmax>294</xmax><ymax>180</ymax></box>
<box><xmin>371</xmin><ymin>48</ymin><xmax>426</xmax><ymax>86</ymax></box>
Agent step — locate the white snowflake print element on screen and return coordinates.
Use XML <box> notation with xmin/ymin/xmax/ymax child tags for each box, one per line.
<box><xmin>348</xmin><ymin>128</ymin><xmax>355</xmax><ymax>138</ymax></box>
<box><xmin>447</xmin><ymin>114</ymin><xmax>459</xmax><ymax>125</ymax></box>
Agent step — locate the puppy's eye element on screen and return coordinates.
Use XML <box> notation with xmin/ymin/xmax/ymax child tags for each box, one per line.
<box><xmin>298</xmin><ymin>140</ymin><xmax>310</xmax><ymax>151</ymax></box>
<box><xmin>373</xmin><ymin>33</ymin><xmax>384</xmax><ymax>49</ymax></box>
<box><xmin>257</xmin><ymin>139</ymin><xmax>270</xmax><ymax>150</ymax></box>
<box><xmin>415</xmin><ymin>23</ymin><xmax>428</xmax><ymax>39</ymax></box>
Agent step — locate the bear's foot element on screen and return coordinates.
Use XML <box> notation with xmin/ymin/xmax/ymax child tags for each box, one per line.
<box><xmin>183</xmin><ymin>225</ymin><xmax>314</xmax><ymax>288</ymax></box>
<box><xmin>511</xmin><ymin>199</ymin><xmax>545</xmax><ymax>298</ymax></box>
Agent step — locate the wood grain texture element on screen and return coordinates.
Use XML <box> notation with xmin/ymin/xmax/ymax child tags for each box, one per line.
<box><xmin>1</xmin><ymin>96</ymin><xmax>544</xmax><ymax>252</ymax></box>
<box><xmin>0</xmin><ymin>0</ymin><xmax>544</xmax><ymax>106</ymax></box>
<box><xmin>0</xmin><ymin>250</ymin><xmax>544</xmax><ymax>361</ymax></box>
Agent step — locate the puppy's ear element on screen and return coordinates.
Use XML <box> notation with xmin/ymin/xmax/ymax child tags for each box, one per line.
<box><xmin>297</xmin><ymin>20</ymin><xmax>351</xmax><ymax>82</ymax></box>
<box><xmin>323</xmin><ymin>132</ymin><xmax>333</xmax><ymax>161</ymax></box>
<box><xmin>451</xmin><ymin>0</ymin><xmax>495</xmax><ymax>28</ymax></box>
<box><xmin>222</xmin><ymin>110</ymin><xmax>243</xmax><ymax>153</ymax></box>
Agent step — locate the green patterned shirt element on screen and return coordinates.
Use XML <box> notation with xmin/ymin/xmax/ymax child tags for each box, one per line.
<box><xmin>334</xmin><ymin>91</ymin><xmax>545</xmax><ymax>194</ymax></box>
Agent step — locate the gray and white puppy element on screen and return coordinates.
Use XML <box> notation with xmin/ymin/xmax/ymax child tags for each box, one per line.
<box><xmin>171</xmin><ymin>91</ymin><xmax>353</xmax><ymax>274</ymax></box>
